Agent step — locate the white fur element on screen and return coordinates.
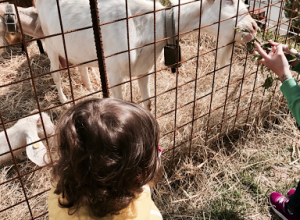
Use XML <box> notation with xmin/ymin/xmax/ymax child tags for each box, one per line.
<box><xmin>1</xmin><ymin>0</ymin><xmax>258</xmax><ymax>109</ymax></box>
<box><xmin>0</xmin><ymin>111</ymin><xmax>55</xmax><ymax>166</ymax></box>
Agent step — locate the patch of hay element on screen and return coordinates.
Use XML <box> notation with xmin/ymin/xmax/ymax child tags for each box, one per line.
<box><xmin>0</xmin><ymin>31</ymin><xmax>297</xmax><ymax>219</ymax></box>
<box><xmin>154</xmin><ymin>104</ymin><xmax>300</xmax><ymax>220</ymax></box>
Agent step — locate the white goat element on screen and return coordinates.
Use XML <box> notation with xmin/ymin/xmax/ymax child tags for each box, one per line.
<box><xmin>0</xmin><ymin>110</ymin><xmax>55</xmax><ymax>166</ymax></box>
<box><xmin>0</xmin><ymin>0</ymin><xmax>258</xmax><ymax>110</ymax></box>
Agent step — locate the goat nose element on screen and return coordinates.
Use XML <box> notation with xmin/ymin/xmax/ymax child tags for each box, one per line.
<box><xmin>251</xmin><ymin>21</ymin><xmax>258</xmax><ymax>33</ymax></box>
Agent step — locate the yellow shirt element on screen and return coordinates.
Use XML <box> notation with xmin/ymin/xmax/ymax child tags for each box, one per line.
<box><xmin>48</xmin><ymin>185</ymin><xmax>163</xmax><ymax>220</ymax></box>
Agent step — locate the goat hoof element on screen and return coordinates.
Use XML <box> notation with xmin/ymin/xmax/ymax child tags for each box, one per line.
<box><xmin>59</xmin><ymin>95</ymin><xmax>68</xmax><ymax>104</ymax></box>
<box><xmin>59</xmin><ymin>96</ymin><xmax>71</xmax><ymax>108</ymax></box>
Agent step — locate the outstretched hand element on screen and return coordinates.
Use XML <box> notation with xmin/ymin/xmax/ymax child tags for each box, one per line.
<box><xmin>268</xmin><ymin>40</ymin><xmax>298</xmax><ymax>55</ymax></box>
<box><xmin>254</xmin><ymin>42</ymin><xmax>292</xmax><ymax>82</ymax></box>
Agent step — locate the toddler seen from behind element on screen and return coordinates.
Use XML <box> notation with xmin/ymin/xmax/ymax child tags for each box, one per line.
<box><xmin>48</xmin><ymin>98</ymin><xmax>163</xmax><ymax>220</ymax></box>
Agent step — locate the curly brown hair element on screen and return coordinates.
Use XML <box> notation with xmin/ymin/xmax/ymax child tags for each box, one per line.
<box><xmin>52</xmin><ymin>98</ymin><xmax>161</xmax><ymax>218</ymax></box>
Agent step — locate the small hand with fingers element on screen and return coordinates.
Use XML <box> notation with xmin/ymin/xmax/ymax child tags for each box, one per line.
<box><xmin>254</xmin><ymin>40</ymin><xmax>292</xmax><ymax>83</ymax></box>
<box><xmin>268</xmin><ymin>40</ymin><xmax>298</xmax><ymax>55</ymax></box>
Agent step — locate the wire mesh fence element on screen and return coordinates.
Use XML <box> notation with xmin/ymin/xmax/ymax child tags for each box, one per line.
<box><xmin>0</xmin><ymin>0</ymin><xmax>299</xmax><ymax>219</ymax></box>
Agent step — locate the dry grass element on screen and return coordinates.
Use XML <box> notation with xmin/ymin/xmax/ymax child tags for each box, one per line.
<box><xmin>0</xmin><ymin>31</ymin><xmax>299</xmax><ymax>219</ymax></box>
<box><xmin>155</xmin><ymin>107</ymin><xmax>300</xmax><ymax>220</ymax></box>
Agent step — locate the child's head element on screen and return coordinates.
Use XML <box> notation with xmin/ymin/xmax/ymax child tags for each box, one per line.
<box><xmin>52</xmin><ymin>98</ymin><xmax>161</xmax><ymax>217</ymax></box>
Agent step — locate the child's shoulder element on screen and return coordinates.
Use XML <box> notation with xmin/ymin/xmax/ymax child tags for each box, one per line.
<box><xmin>48</xmin><ymin>187</ymin><xmax>110</xmax><ymax>220</ymax></box>
<box><xmin>113</xmin><ymin>185</ymin><xmax>162</xmax><ymax>220</ymax></box>
<box><xmin>47</xmin><ymin>185</ymin><xmax>162</xmax><ymax>220</ymax></box>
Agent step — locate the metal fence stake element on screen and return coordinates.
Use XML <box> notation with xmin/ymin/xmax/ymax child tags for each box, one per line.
<box><xmin>89</xmin><ymin>0</ymin><xmax>110</xmax><ymax>98</ymax></box>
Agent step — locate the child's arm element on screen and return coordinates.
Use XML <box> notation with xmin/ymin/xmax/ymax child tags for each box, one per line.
<box><xmin>255</xmin><ymin>42</ymin><xmax>300</xmax><ymax>125</ymax></box>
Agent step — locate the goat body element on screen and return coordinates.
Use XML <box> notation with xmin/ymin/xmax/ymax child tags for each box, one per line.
<box><xmin>0</xmin><ymin>111</ymin><xmax>55</xmax><ymax>166</ymax></box>
<box><xmin>0</xmin><ymin>0</ymin><xmax>258</xmax><ymax>109</ymax></box>
<box><xmin>35</xmin><ymin>0</ymin><xmax>257</xmax><ymax>109</ymax></box>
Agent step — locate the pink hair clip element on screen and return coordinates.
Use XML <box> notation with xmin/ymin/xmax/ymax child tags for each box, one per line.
<box><xmin>158</xmin><ymin>145</ymin><xmax>162</xmax><ymax>158</ymax></box>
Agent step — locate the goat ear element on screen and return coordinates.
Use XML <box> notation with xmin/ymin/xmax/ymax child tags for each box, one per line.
<box><xmin>26</xmin><ymin>136</ymin><xmax>48</xmax><ymax>166</ymax></box>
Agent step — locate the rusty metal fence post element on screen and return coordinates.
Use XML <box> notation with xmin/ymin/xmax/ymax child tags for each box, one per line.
<box><xmin>89</xmin><ymin>0</ymin><xmax>109</xmax><ymax>98</ymax></box>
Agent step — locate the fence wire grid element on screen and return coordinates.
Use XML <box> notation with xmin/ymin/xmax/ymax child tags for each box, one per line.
<box><xmin>0</xmin><ymin>0</ymin><xmax>299</xmax><ymax>219</ymax></box>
